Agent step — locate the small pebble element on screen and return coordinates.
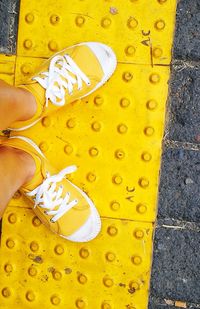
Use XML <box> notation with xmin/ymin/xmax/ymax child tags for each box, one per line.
<box><xmin>185</xmin><ymin>178</ymin><xmax>194</xmax><ymax>185</ymax></box>
<box><xmin>110</xmin><ymin>7</ymin><xmax>118</xmax><ymax>15</ymax></box>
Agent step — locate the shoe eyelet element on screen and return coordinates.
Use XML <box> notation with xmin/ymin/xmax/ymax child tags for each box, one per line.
<box><xmin>50</xmin><ymin>218</ymin><xmax>55</xmax><ymax>223</ymax></box>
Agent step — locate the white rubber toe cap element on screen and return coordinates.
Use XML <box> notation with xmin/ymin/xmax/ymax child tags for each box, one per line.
<box><xmin>64</xmin><ymin>208</ymin><xmax>101</xmax><ymax>243</ymax></box>
<box><xmin>62</xmin><ymin>180</ymin><xmax>101</xmax><ymax>242</ymax></box>
<box><xmin>75</xmin><ymin>42</ymin><xmax>117</xmax><ymax>99</ymax></box>
<box><xmin>86</xmin><ymin>42</ymin><xmax>117</xmax><ymax>82</ymax></box>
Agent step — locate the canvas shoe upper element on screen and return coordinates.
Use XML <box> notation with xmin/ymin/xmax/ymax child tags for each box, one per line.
<box><xmin>1</xmin><ymin>136</ymin><xmax>101</xmax><ymax>242</ymax></box>
<box><xmin>9</xmin><ymin>42</ymin><xmax>117</xmax><ymax>131</ymax></box>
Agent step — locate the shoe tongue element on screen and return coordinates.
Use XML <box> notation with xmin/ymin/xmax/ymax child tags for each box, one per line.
<box><xmin>54</xmin><ymin>59</ymin><xmax>81</xmax><ymax>101</ymax></box>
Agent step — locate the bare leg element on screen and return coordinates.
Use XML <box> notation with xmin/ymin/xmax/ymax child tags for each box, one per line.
<box><xmin>0</xmin><ymin>80</ymin><xmax>37</xmax><ymax>217</ymax></box>
<box><xmin>0</xmin><ymin>146</ymin><xmax>36</xmax><ymax>218</ymax></box>
<box><xmin>0</xmin><ymin>80</ymin><xmax>37</xmax><ymax>130</ymax></box>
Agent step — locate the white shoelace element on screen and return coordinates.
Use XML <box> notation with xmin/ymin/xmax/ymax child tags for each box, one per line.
<box><xmin>26</xmin><ymin>165</ymin><xmax>79</xmax><ymax>223</ymax></box>
<box><xmin>33</xmin><ymin>54</ymin><xmax>91</xmax><ymax>106</ymax></box>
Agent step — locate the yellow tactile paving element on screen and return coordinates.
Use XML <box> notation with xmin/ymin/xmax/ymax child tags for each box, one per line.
<box><xmin>17</xmin><ymin>0</ymin><xmax>176</xmax><ymax>65</ymax></box>
<box><xmin>14</xmin><ymin>59</ymin><xmax>170</xmax><ymax>221</ymax></box>
<box><xmin>0</xmin><ymin>0</ymin><xmax>177</xmax><ymax>308</ymax></box>
<box><xmin>0</xmin><ymin>207</ymin><xmax>153</xmax><ymax>309</ymax></box>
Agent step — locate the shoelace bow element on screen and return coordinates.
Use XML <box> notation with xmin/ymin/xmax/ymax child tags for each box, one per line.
<box><xmin>33</xmin><ymin>54</ymin><xmax>91</xmax><ymax>106</ymax></box>
<box><xmin>26</xmin><ymin>165</ymin><xmax>78</xmax><ymax>223</ymax></box>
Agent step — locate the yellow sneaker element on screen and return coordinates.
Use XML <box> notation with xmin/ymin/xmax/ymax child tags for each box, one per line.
<box><xmin>3</xmin><ymin>136</ymin><xmax>101</xmax><ymax>242</ymax></box>
<box><xmin>9</xmin><ymin>42</ymin><xmax>117</xmax><ymax>131</ymax></box>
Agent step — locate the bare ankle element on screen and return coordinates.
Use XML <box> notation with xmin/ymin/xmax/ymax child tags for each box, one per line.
<box><xmin>1</xmin><ymin>146</ymin><xmax>36</xmax><ymax>185</ymax></box>
<box><xmin>14</xmin><ymin>88</ymin><xmax>37</xmax><ymax>122</ymax></box>
<box><xmin>0</xmin><ymin>146</ymin><xmax>36</xmax><ymax>217</ymax></box>
<box><xmin>0</xmin><ymin>82</ymin><xmax>37</xmax><ymax>130</ymax></box>
<box><xmin>15</xmin><ymin>148</ymin><xmax>36</xmax><ymax>184</ymax></box>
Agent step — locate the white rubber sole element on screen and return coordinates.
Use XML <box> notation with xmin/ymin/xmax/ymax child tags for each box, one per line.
<box><xmin>8</xmin><ymin>118</ymin><xmax>42</xmax><ymax>132</ymax></box>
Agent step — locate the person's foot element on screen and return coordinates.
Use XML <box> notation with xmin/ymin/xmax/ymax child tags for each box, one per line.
<box><xmin>2</xmin><ymin>136</ymin><xmax>101</xmax><ymax>242</ymax></box>
<box><xmin>9</xmin><ymin>42</ymin><xmax>117</xmax><ymax>131</ymax></box>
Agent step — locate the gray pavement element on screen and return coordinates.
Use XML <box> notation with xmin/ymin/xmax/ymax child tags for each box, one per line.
<box><xmin>0</xmin><ymin>0</ymin><xmax>19</xmax><ymax>54</ymax></box>
<box><xmin>0</xmin><ymin>0</ymin><xmax>199</xmax><ymax>308</ymax></box>
<box><xmin>149</xmin><ymin>0</ymin><xmax>200</xmax><ymax>308</ymax></box>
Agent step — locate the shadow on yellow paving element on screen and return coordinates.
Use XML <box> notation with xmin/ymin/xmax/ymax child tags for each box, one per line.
<box><xmin>0</xmin><ymin>1</ymin><xmax>177</xmax><ymax>308</ymax></box>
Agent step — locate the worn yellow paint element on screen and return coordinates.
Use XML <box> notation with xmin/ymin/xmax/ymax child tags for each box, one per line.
<box><xmin>17</xmin><ymin>0</ymin><xmax>176</xmax><ymax>65</ymax></box>
<box><xmin>1</xmin><ymin>207</ymin><xmax>153</xmax><ymax>309</ymax></box>
<box><xmin>0</xmin><ymin>0</ymin><xmax>177</xmax><ymax>308</ymax></box>
<box><xmin>14</xmin><ymin>60</ymin><xmax>170</xmax><ymax>222</ymax></box>
<box><xmin>0</xmin><ymin>54</ymin><xmax>15</xmax><ymax>84</ymax></box>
